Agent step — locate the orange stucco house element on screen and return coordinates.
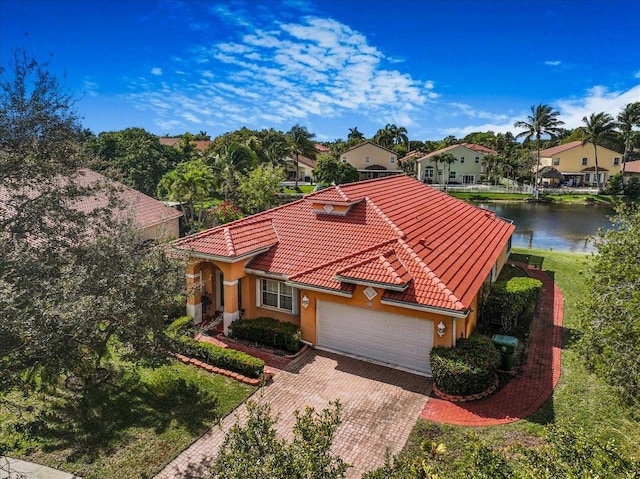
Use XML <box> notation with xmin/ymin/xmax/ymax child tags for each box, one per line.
<box><xmin>171</xmin><ymin>175</ymin><xmax>514</xmax><ymax>376</ymax></box>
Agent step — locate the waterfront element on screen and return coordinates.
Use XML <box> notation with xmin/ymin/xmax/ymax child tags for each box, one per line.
<box><xmin>478</xmin><ymin>202</ymin><xmax>616</xmax><ymax>253</ymax></box>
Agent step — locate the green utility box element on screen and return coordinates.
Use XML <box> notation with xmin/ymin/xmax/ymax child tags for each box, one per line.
<box><xmin>492</xmin><ymin>334</ymin><xmax>519</xmax><ymax>371</ymax></box>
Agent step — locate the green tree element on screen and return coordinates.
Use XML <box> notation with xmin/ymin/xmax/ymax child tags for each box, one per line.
<box><xmin>286</xmin><ymin>124</ymin><xmax>316</xmax><ymax>187</ymax></box>
<box><xmin>157</xmin><ymin>158</ymin><xmax>215</xmax><ymax>232</ymax></box>
<box><xmin>580</xmin><ymin>112</ymin><xmax>618</xmax><ymax>190</ymax></box>
<box><xmin>238</xmin><ymin>164</ymin><xmax>284</xmax><ymax>214</ymax></box>
<box><xmin>347</xmin><ymin>127</ymin><xmax>365</xmax><ymax>143</ymax></box>
<box><xmin>210</xmin><ymin>400</ymin><xmax>349</xmax><ymax>479</ymax></box>
<box><xmin>312</xmin><ymin>154</ymin><xmax>359</xmax><ymax>186</ymax></box>
<box><xmin>440</xmin><ymin>153</ymin><xmax>457</xmax><ymax>192</ymax></box>
<box><xmin>0</xmin><ymin>51</ymin><xmax>184</xmax><ymax>392</ymax></box>
<box><xmin>514</xmin><ymin>104</ymin><xmax>565</xmax><ymax>190</ymax></box>
<box><xmin>617</xmin><ymin>102</ymin><xmax>640</xmax><ymax>174</ymax></box>
<box><xmin>374</xmin><ymin>124</ymin><xmax>394</xmax><ymax>148</ymax></box>
<box><xmin>578</xmin><ymin>205</ymin><xmax>640</xmax><ymax>406</ymax></box>
<box><xmin>86</xmin><ymin>127</ymin><xmax>179</xmax><ymax>197</ymax></box>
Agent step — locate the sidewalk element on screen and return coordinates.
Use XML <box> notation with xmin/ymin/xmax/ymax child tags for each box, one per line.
<box><xmin>421</xmin><ymin>261</ymin><xmax>564</xmax><ymax>426</ymax></box>
<box><xmin>0</xmin><ymin>457</ymin><xmax>81</xmax><ymax>479</ymax></box>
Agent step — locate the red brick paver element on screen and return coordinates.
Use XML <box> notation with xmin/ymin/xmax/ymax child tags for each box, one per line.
<box><xmin>420</xmin><ymin>261</ymin><xmax>564</xmax><ymax>426</ymax></box>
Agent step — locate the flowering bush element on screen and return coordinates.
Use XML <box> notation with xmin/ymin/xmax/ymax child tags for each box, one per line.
<box><xmin>210</xmin><ymin>201</ymin><xmax>243</xmax><ymax>226</ymax></box>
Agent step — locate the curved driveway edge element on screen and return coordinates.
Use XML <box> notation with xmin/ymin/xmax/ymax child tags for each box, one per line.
<box><xmin>155</xmin><ymin>350</ymin><xmax>430</xmax><ymax>479</ymax></box>
<box><xmin>420</xmin><ymin>261</ymin><xmax>564</xmax><ymax>426</ymax></box>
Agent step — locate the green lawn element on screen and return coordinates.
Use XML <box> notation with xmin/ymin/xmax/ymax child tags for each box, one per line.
<box><xmin>0</xmin><ymin>360</ymin><xmax>256</xmax><ymax>479</ymax></box>
<box><xmin>280</xmin><ymin>185</ymin><xmax>315</xmax><ymax>194</ymax></box>
<box><xmin>402</xmin><ymin>248</ymin><xmax>640</xmax><ymax>472</ymax></box>
<box><xmin>449</xmin><ymin>191</ymin><xmax>626</xmax><ymax>205</ymax></box>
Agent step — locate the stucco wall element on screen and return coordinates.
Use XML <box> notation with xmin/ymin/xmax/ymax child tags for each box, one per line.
<box><xmin>342</xmin><ymin>143</ymin><xmax>398</xmax><ymax>170</ymax></box>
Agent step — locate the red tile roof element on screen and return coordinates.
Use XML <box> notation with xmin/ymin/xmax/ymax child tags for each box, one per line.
<box><xmin>418</xmin><ymin>143</ymin><xmax>497</xmax><ymax>160</ymax></box>
<box><xmin>539</xmin><ymin>141</ymin><xmax>582</xmax><ymax>157</ymax></box>
<box><xmin>173</xmin><ymin>175</ymin><xmax>514</xmax><ymax>312</ymax></box>
<box><xmin>624</xmin><ymin>160</ymin><xmax>640</xmax><ymax>174</ymax></box>
<box><xmin>72</xmin><ymin>169</ymin><xmax>183</xmax><ymax>229</ymax></box>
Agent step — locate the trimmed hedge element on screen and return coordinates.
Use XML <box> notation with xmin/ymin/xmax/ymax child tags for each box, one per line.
<box><xmin>229</xmin><ymin>317</ymin><xmax>301</xmax><ymax>353</ymax></box>
<box><xmin>166</xmin><ymin>317</ymin><xmax>265</xmax><ymax>379</ymax></box>
<box><xmin>482</xmin><ymin>276</ymin><xmax>543</xmax><ymax>332</ymax></box>
<box><xmin>430</xmin><ymin>335</ymin><xmax>501</xmax><ymax>396</ymax></box>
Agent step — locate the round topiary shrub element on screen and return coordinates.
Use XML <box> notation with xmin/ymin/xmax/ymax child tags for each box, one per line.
<box><xmin>430</xmin><ymin>335</ymin><xmax>501</xmax><ymax>397</ymax></box>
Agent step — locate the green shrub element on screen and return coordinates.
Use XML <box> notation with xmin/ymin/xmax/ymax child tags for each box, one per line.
<box><xmin>229</xmin><ymin>317</ymin><xmax>301</xmax><ymax>353</ymax></box>
<box><xmin>482</xmin><ymin>276</ymin><xmax>542</xmax><ymax>332</ymax></box>
<box><xmin>166</xmin><ymin>317</ymin><xmax>265</xmax><ymax>379</ymax></box>
<box><xmin>430</xmin><ymin>335</ymin><xmax>501</xmax><ymax>396</ymax></box>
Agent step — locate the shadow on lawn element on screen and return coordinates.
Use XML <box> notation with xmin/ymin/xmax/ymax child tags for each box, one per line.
<box><xmin>30</xmin><ymin>368</ymin><xmax>220</xmax><ymax>464</ymax></box>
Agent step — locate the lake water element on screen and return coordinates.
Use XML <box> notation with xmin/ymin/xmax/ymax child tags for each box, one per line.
<box><xmin>476</xmin><ymin>202</ymin><xmax>616</xmax><ymax>253</ymax></box>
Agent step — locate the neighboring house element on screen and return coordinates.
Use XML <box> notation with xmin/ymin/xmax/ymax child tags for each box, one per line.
<box><xmin>539</xmin><ymin>141</ymin><xmax>623</xmax><ymax>187</ymax></box>
<box><xmin>1</xmin><ymin>169</ymin><xmax>183</xmax><ymax>241</ymax></box>
<box><xmin>171</xmin><ymin>175</ymin><xmax>514</xmax><ymax>376</ymax></box>
<box><xmin>339</xmin><ymin>141</ymin><xmax>402</xmax><ymax>181</ymax></box>
<box><xmin>415</xmin><ymin>143</ymin><xmax>497</xmax><ymax>185</ymax></box>
<box><xmin>76</xmin><ymin>169</ymin><xmax>183</xmax><ymax>241</ymax></box>
<box><xmin>284</xmin><ymin>154</ymin><xmax>316</xmax><ymax>182</ymax></box>
<box><xmin>623</xmin><ymin>159</ymin><xmax>640</xmax><ymax>180</ymax></box>
<box><xmin>158</xmin><ymin>137</ymin><xmax>213</xmax><ymax>152</ymax></box>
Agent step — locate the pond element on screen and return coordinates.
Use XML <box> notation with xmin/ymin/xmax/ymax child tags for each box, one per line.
<box><xmin>476</xmin><ymin>202</ymin><xmax>616</xmax><ymax>253</ymax></box>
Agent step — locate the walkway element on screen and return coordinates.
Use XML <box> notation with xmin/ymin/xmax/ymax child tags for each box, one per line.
<box><xmin>154</xmin><ymin>349</ymin><xmax>430</xmax><ymax>479</ymax></box>
<box><xmin>420</xmin><ymin>261</ymin><xmax>564</xmax><ymax>426</ymax></box>
<box><xmin>0</xmin><ymin>457</ymin><xmax>81</xmax><ymax>479</ymax></box>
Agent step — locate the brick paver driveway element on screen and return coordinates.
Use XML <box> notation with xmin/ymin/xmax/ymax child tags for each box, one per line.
<box><xmin>155</xmin><ymin>349</ymin><xmax>431</xmax><ymax>479</ymax></box>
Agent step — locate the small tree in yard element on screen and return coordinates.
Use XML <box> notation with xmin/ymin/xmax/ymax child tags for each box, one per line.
<box><xmin>578</xmin><ymin>205</ymin><xmax>640</xmax><ymax>407</ymax></box>
<box><xmin>238</xmin><ymin>163</ymin><xmax>284</xmax><ymax>214</ymax></box>
<box><xmin>210</xmin><ymin>399</ymin><xmax>349</xmax><ymax>479</ymax></box>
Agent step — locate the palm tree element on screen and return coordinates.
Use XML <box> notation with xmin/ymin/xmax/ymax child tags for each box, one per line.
<box><xmin>392</xmin><ymin>125</ymin><xmax>409</xmax><ymax>149</ymax></box>
<box><xmin>286</xmin><ymin>124</ymin><xmax>316</xmax><ymax>187</ymax></box>
<box><xmin>429</xmin><ymin>154</ymin><xmax>443</xmax><ymax>186</ymax></box>
<box><xmin>373</xmin><ymin>125</ymin><xmax>394</xmax><ymax>149</ymax></box>
<box><xmin>513</xmin><ymin>104</ymin><xmax>565</xmax><ymax>190</ymax></box>
<box><xmin>347</xmin><ymin>127</ymin><xmax>365</xmax><ymax>142</ymax></box>
<box><xmin>581</xmin><ymin>112</ymin><xmax>618</xmax><ymax>190</ymax></box>
<box><xmin>617</xmin><ymin>102</ymin><xmax>640</xmax><ymax>175</ymax></box>
<box><xmin>440</xmin><ymin>153</ymin><xmax>457</xmax><ymax>193</ymax></box>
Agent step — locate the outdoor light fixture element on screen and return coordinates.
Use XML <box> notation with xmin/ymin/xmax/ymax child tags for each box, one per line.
<box><xmin>302</xmin><ymin>295</ymin><xmax>310</xmax><ymax>309</ymax></box>
<box><xmin>437</xmin><ymin>321</ymin><xmax>446</xmax><ymax>337</ymax></box>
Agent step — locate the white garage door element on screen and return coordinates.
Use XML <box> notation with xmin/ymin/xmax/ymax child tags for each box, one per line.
<box><xmin>317</xmin><ymin>301</ymin><xmax>433</xmax><ymax>375</ymax></box>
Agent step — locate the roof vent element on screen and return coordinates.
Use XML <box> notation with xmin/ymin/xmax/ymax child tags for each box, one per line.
<box><xmin>323</xmin><ymin>204</ymin><xmax>335</xmax><ymax>214</ymax></box>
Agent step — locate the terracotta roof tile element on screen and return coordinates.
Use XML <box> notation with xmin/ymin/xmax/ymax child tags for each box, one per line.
<box><xmin>625</xmin><ymin>160</ymin><xmax>640</xmax><ymax>174</ymax></box>
<box><xmin>539</xmin><ymin>141</ymin><xmax>582</xmax><ymax>157</ymax></box>
<box><xmin>173</xmin><ymin>176</ymin><xmax>514</xmax><ymax>312</ymax></box>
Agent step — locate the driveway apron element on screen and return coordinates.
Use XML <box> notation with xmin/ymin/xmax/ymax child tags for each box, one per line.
<box><xmin>155</xmin><ymin>350</ymin><xmax>430</xmax><ymax>479</ymax></box>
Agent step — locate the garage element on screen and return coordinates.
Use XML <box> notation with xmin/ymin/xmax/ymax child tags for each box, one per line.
<box><xmin>316</xmin><ymin>300</ymin><xmax>433</xmax><ymax>376</ymax></box>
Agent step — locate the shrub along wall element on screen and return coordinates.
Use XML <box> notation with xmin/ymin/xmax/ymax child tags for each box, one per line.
<box><xmin>482</xmin><ymin>276</ymin><xmax>543</xmax><ymax>332</ymax></box>
<box><xmin>430</xmin><ymin>335</ymin><xmax>501</xmax><ymax>396</ymax></box>
<box><xmin>229</xmin><ymin>317</ymin><xmax>301</xmax><ymax>353</ymax></box>
<box><xmin>166</xmin><ymin>317</ymin><xmax>265</xmax><ymax>379</ymax></box>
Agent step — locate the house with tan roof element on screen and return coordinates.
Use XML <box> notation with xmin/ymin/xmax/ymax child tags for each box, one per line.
<box><xmin>415</xmin><ymin>143</ymin><xmax>497</xmax><ymax>185</ymax></box>
<box><xmin>171</xmin><ymin>175</ymin><xmax>514</xmax><ymax>376</ymax></box>
<box><xmin>539</xmin><ymin>141</ymin><xmax>623</xmax><ymax>187</ymax></box>
<box><xmin>623</xmin><ymin>159</ymin><xmax>640</xmax><ymax>179</ymax></box>
<box><xmin>339</xmin><ymin>141</ymin><xmax>403</xmax><ymax>181</ymax></box>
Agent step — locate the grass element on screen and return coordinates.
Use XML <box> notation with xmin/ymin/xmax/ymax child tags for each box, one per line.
<box><xmin>450</xmin><ymin>191</ymin><xmax>628</xmax><ymax>205</ymax></box>
<box><xmin>280</xmin><ymin>185</ymin><xmax>315</xmax><ymax>194</ymax></box>
<box><xmin>0</xmin><ymin>360</ymin><xmax>256</xmax><ymax>479</ymax></box>
<box><xmin>402</xmin><ymin>247</ymin><xmax>640</xmax><ymax>472</ymax></box>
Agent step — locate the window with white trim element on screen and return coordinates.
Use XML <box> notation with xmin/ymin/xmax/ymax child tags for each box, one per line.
<box><xmin>390</xmin><ymin>156</ymin><xmax>396</xmax><ymax>164</ymax></box>
<box><xmin>449</xmin><ymin>170</ymin><xmax>456</xmax><ymax>180</ymax></box>
<box><xmin>582</xmin><ymin>157</ymin><xmax>588</xmax><ymax>166</ymax></box>
<box><xmin>553</xmin><ymin>158</ymin><xmax>560</xmax><ymax>166</ymax></box>
<box><xmin>365</xmin><ymin>156</ymin><xmax>370</xmax><ymax>164</ymax></box>
<box><xmin>258</xmin><ymin>279</ymin><xmax>297</xmax><ymax>313</ymax></box>
<box><xmin>613</xmin><ymin>157</ymin><xmax>620</xmax><ymax>165</ymax></box>
<box><xmin>460</xmin><ymin>156</ymin><xmax>465</xmax><ymax>163</ymax></box>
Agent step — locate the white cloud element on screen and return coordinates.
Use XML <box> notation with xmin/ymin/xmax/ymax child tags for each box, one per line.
<box><xmin>150</xmin><ymin>67</ymin><xmax>162</xmax><ymax>76</ymax></box>
<box><xmin>83</xmin><ymin>79</ymin><xmax>99</xmax><ymax>97</ymax></box>
<box><xmin>635</xmin><ymin>70</ymin><xmax>640</xmax><ymax>79</ymax></box>
<box><xmin>544</xmin><ymin>60</ymin><xmax>562</xmax><ymax>66</ymax></box>
<box><xmin>125</xmin><ymin>11</ymin><xmax>436</xmax><ymax>133</ymax></box>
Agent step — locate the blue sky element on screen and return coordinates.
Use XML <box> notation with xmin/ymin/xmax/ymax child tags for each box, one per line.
<box><xmin>2</xmin><ymin>0</ymin><xmax>639</xmax><ymax>141</ymax></box>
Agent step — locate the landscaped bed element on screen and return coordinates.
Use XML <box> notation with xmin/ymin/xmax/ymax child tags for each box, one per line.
<box><xmin>387</xmin><ymin>248</ymin><xmax>640</xmax><ymax>476</ymax></box>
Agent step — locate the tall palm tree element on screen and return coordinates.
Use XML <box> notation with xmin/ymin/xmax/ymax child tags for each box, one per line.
<box><xmin>286</xmin><ymin>124</ymin><xmax>316</xmax><ymax>187</ymax></box>
<box><xmin>581</xmin><ymin>112</ymin><xmax>618</xmax><ymax>190</ymax></box>
<box><xmin>429</xmin><ymin>154</ymin><xmax>443</xmax><ymax>186</ymax></box>
<box><xmin>347</xmin><ymin>127</ymin><xmax>365</xmax><ymax>142</ymax></box>
<box><xmin>440</xmin><ymin>153</ymin><xmax>457</xmax><ymax>193</ymax></box>
<box><xmin>617</xmin><ymin>102</ymin><xmax>640</xmax><ymax>175</ymax></box>
<box><xmin>513</xmin><ymin>104</ymin><xmax>565</xmax><ymax>190</ymax></box>
<box><xmin>373</xmin><ymin>125</ymin><xmax>394</xmax><ymax>149</ymax></box>
<box><xmin>392</xmin><ymin>125</ymin><xmax>409</xmax><ymax>149</ymax></box>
